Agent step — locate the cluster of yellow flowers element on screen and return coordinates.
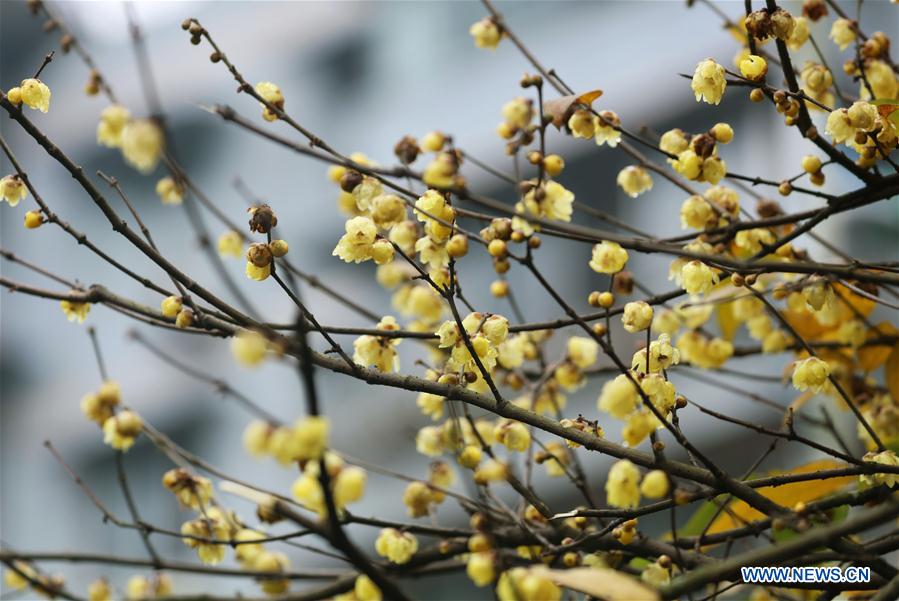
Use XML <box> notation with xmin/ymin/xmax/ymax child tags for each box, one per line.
<box><xmin>6</xmin><ymin>78</ymin><xmax>51</xmax><ymax>112</ymax></box>
<box><xmin>374</xmin><ymin>528</ymin><xmax>419</xmax><ymax>564</ymax></box>
<box><xmin>661</xmin><ymin>125</ymin><xmax>731</xmax><ymax>185</ymax></box>
<box><xmin>79</xmin><ymin>380</ymin><xmax>144</xmax><ymax>451</ymax></box>
<box><xmin>96</xmin><ymin>106</ymin><xmax>164</xmax><ymax>173</ymax></box>
<box><xmin>291</xmin><ymin>451</ymin><xmax>367</xmax><ymax>517</ymax></box>
<box><xmin>243</xmin><ymin>416</ymin><xmax>330</xmax><ymax>465</ymax></box>
<box><xmin>606</xmin><ymin>460</ymin><xmax>670</xmax><ymax>509</ymax></box>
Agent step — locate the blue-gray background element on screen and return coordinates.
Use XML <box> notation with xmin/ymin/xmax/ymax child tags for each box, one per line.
<box><xmin>2</xmin><ymin>1</ymin><xmax>896</xmax><ymax>598</ymax></box>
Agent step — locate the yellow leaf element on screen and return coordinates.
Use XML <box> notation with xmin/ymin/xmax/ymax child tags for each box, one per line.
<box><xmin>543</xmin><ymin>90</ymin><xmax>603</xmax><ymax>128</ymax></box>
<box><xmin>534</xmin><ymin>566</ymin><xmax>660</xmax><ymax>601</ymax></box>
<box><xmin>716</xmin><ymin>301</ymin><xmax>739</xmax><ymax>342</ymax></box>
<box><xmin>859</xmin><ymin>322</ymin><xmax>898</xmax><ymax>372</ymax></box>
<box><xmin>704</xmin><ymin>460</ymin><xmax>852</xmax><ymax>537</ymax></box>
<box><xmin>832</xmin><ymin>283</ymin><xmax>876</xmax><ymax>319</ymax></box>
<box><xmin>783</xmin><ymin>307</ymin><xmax>830</xmax><ymax>340</ymax></box>
<box><xmin>886</xmin><ymin>344</ymin><xmax>899</xmax><ymax>402</ymax></box>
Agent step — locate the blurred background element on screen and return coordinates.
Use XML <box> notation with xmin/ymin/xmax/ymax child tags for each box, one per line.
<box><xmin>2</xmin><ymin>1</ymin><xmax>897</xmax><ymax>598</ymax></box>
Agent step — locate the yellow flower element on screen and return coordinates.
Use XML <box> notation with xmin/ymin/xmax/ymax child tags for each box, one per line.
<box><xmin>24</xmin><ymin>210</ymin><xmax>43</xmax><ymax>228</ymax></box>
<box><xmin>61</xmin><ymin>298</ymin><xmax>90</xmax><ymax>323</ymax></box>
<box><xmin>1</xmin><ymin>174</ymin><xmax>27</xmax><ymax>207</ymax></box>
<box><xmin>252</xmin><ymin>550</ymin><xmax>290</xmax><ymax>595</ymax></box>
<box><xmin>594</xmin><ymin>111</ymin><xmax>621</xmax><ymax>147</ymax></box>
<box><xmin>623</xmin><ymin>409</ymin><xmax>659</xmax><ymax>447</ymax></box>
<box><xmin>353</xmin><ymin>316</ymin><xmax>401</xmax><ymax>372</ymax></box>
<box><xmin>598</xmin><ymin>374</ymin><xmax>639</xmax><ymax>418</ymax></box>
<box><xmin>422</xmin><ymin>152</ymin><xmax>459</xmax><ymax>188</ymax></box>
<box><xmin>255</xmin><ymin>81</ymin><xmax>285</xmax><ymax>121</ymax></box>
<box><xmin>791</xmin><ymin>356</ymin><xmax>830</xmax><ymax>392</ymax></box>
<box><xmin>622</xmin><ymin>300</ymin><xmax>653</xmax><ymax>333</ymax></box>
<box><xmin>652</xmin><ymin>309</ymin><xmax>681</xmax><ymax>336</ymax></box>
<box><xmin>420</xmin><ymin>131</ymin><xmax>446</xmax><ymax>153</ymax></box>
<box><xmin>710</xmin><ymin>123</ymin><xmax>734</xmax><ymax>144</ymax></box>
<box><xmin>680</xmin><ymin>260</ymin><xmax>719</xmax><ymax>296</ymax></box>
<box><xmin>354</xmin><ymin>574</ymin><xmax>382</xmax><ymax>601</ymax></box>
<box><xmin>469</xmin><ymin>17</ymin><xmax>502</xmax><ymax>50</ymax></box>
<box><xmin>495</xmin><ymin>420</ymin><xmax>531</xmax><ymax>452</ymax></box>
<box><xmin>126</xmin><ymin>574</ymin><xmax>171</xmax><ymax>600</ymax></box>
<box><xmin>121</xmin><ymin>119</ymin><xmax>164</xmax><ymax>173</ymax></box>
<box><xmin>4</xmin><ymin>562</ymin><xmax>33</xmax><ymax>590</ymax></box>
<box><xmin>734</xmin><ymin>228</ymin><xmax>775</xmax><ymax>255</ymax></box>
<box><xmin>292</xmin><ymin>416</ymin><xmax>329</xmax><ymax>461</ymax></box>
<box><xmin>473</xmin><ymin>458</ymin><xmax>508</xmax><ymax>484</ymax></box>
<box><xmin>497</xmin><ymin>567</ymin><xmax>561</xmax><ymax>601</ymax></box>
<box><xmin>402</xmin><ymin>480</ymin><xmax>434</xmax><ymax>517</ymax></box>
<box><xmin>589</xmin><ymin>240</ymin><xmax>628</xmax><ymax>274</ymax></box>
<box><xmin>6</xmin><ymin>86</ymin><xmax>22</xmax><ymax>105</ymax></box>
<box><xmin>616</xmin><ymin>166</ymin><xmax>653</xmax><ymax>198</ymax></box>
<box><xmin>482</xmin><ymin>314</ymin><xmax>509</xmax><ymax>346</ymax></box>
<box><xmin>162</xmin><ymin>468</ymin><xmax>213</xmax><ymax>510</ymax></box>
<box><xmin>458</xmin><ymin>444</ymin><xmax>483</xmax><ymax>469</ymax></box>
<box><xmin>502</xmin><ymin>97</ymin><xmax>534</xmax><ymax>130</ymax></box>
<box><xmin>541</xmin><ymin>441</ymin><xmax>570</xmax><ymax>477</ymax></box>
<box><xmin>642</xmin><ymin>560</ymin><xmax>672</xmax><ymax>587</ymax></box>
<box><xmin>860</xmin><ymin>450</ymin><xmax>899</xmax><ymax>488</ymax></box>
<box><xmin>370</xmin><ymin>194</ymin><xmax>406</xmax><ymax>229</ymax></box>
<box><xmin>691</xmin><ymin>59</ymin><xmax>726</xmax><ymax>105</ymax></box>
<box><xmin>640</xmin><ymin>469</ymin><xmax>670</xmax><ymax>499</ymax></box>
<box><xmin>375</xmin><ymin>528</ymin><xmax>419</xmax><ymax>564</ymax></box>
<box><xmin>568</xmin><ymin>109</ymin><xmax>595</xmax><ymax>139</ymax></box>
<box><xmin>787</xmin><ymin>16</ymin><xmax>810</xmax><ymax>49</ymax></box>
<box><xmin>567</xmin><ymin>336</ymin><xmax>598</xmax><ymax>369</ymax></box>
<box><xmin>155</xmin><ymin>177</ymin><xmax>184</xmax><ymax>205</ymax></box>
<box><xmin>217</xmin><ymin>230</ymin><xmax>243</xmax><ymax>258</ymax></box>
<box><xmin>333</xmin><ymin>216</ymin><xmax>378</xmax><ymax>263</ymax></box>
<box><xmin>19</xmin><ymin>78</ymin><xmax>51</xmax><ymax>112</ymax></box>
<box><xmin>416</xmin><ymin>425</ymin><xmax>444</xmax><ymax>457</ymax></box>
<box><xmin>680</xmin><ymin>195</ymin><xmax>713</xmax><ymax>230</ymax></box>
<box><xmin>88</xmin><ymin>578</ymin><xmax>112</xmax><ymax>601</ymax></box>
<box><xmin>181</xmin><ymin>511</ymin><xmax>231</xmax><ymax>565</ymax></box>
<box><xmin>102</xmin><ymin>410</ymin><xmax>143</xmax><ymax>451</ymax></box>
<box><xmin>466</xmin><ymin>551</ymin><xmax>496</xmax><ymax>586</ymax></box>
<box><xmin>860</xmin><ymin>59</ymin><xmax>898</xmax><ymax>100</ymax></box>
<box><xmin>160</xmin><ymin>295</ymin><xmax>182</xmax><ymax>318</ymax></box>
<box><xmin>739</xmin><ymin>55</ymin><xmax>768</xmax><ymax>81</ymax></box>
<box><xmin>522</xmin><ymin>180</ymin><xmax>574</xmax><ymax>222</ymax></box>
<box><xmin>233</xmin><ymin>528</ymin><xmax>265</xmax><ymax>566</ymax></box>
<box><xmin>416</xmin><ymin>392</ymin><xmax>445</xmax><ymax>420</ymax></box>
<box><xmin>631</xmin><ymin>333</ymin><xmax>680</xmax><ymax>374</ymax></box>
<box><xmin>245</xmin><ymin>261</ymin><xmax>271</xmax><ymax>281</ymax></box>
<box><xmin>242</xmin><ymin>420</ymin><xmax>272</xmax><ymax>457</ymax></box>
<box><xmin>829</xmin><ymin>18</ymin><xmax>856</xmax><ymax>50</ymax></box>
<box><xmin>606</xmin><ymin>459</ymin><xmax>641</xmax><ymax>508</ymax></box>
<box><xmin>231</xmin><ymin>330</ymin><xmax>268</xmax><ymax>367</ymax></box>
<box><xmin>847</xmin><ymin>101</ymin><xmax>878</xmax><ymax>131</ymax></box>
<box><xmin>660</xmin><ymin>128</ymin><xmax>690</xmax><ymax>155</ymax></box>
<box><xmin>96</xmin><ymin>105</ymin><xmax>130</xmax><ymax>148</ymax></box>
<box><xmin>333</xmin><ymin>465</ymin><xmax>367</xmax><ymax>508</ymax></box>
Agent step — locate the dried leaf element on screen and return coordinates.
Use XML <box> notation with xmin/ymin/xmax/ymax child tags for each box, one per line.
<box><xmin>886</xmin><ymin>344</ymin><xmax>899</xmax><ymax>402</ymax></box>
<box><xmin>534</xmin><ymin>566</ymin><xmax>660</xmax><ymax>601</ymax></box>
<box><xmin>544</xmin><ymin>89</ymin><xmax>603</xmax><ymax>128</ymax></box>
<box><xmin>871</xmin><ymin>99</ymin><xmax>899</xmax><ymax>128</ymax></box>
<box><xmin>858</xmin><ymin>321</ymin><xmax>897</xmax><ymax>371</ymax></box>
<box><xmin>832</xmin><ymin>283</ymin><xmax>877</xmax><ymax>319</ymax></box>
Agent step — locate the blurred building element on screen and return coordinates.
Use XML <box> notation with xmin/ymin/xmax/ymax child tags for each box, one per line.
<box><xmin>1</xmin><ymin>1</ymin><xmax>896</xmax><ymax>598</ymax></box>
